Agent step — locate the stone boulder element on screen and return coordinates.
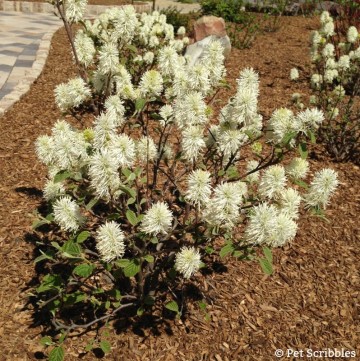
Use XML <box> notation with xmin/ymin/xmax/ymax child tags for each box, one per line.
<box><xmin>194</xmin><ymin>16</ymin><xmax>227</xmax><ymax>42</ymax></box>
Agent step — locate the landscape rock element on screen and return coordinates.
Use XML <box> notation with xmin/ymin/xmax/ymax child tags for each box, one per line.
<box><xmin>194</xmin><ymin>16</ymin><xmax>227</xmax><ymax>42</ymax></box>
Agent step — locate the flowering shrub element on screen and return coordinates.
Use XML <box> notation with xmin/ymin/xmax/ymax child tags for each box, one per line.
<box><xmin>33</xmin><ymin>2</ymin><xmax>339</xmax><ymax>358</ymax></box>
<box><xmin>309</xmin><ymin>11</ymin><xmax>360</xmax><ymax>162</ymax></box>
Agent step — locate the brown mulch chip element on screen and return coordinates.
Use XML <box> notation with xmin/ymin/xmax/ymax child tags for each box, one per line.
<box><xmin>0</xmin><ymin>16</ymin><xmax>359</xmax><ymax>361</ymax></box>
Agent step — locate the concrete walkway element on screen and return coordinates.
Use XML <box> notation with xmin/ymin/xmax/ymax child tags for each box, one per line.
<box><xmin>0</xmin><ymin>0</ymin><xmax>200</xmax><ymax>115</ymax></box>
<box><xmin>0</xmin><ymin>11</ymin><xmax>61</xmax><ymax>115</ymax></box>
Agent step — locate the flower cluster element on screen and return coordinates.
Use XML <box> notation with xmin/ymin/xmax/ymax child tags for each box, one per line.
<box><xmin>309</xmin><ymin>11</ymin><xmax>360</xmax><ymax>161</ymax></box>
<box><xmin>36</xmin><ymin>5</ymin><xmax>339</xmax><ymax>291</ymax></box>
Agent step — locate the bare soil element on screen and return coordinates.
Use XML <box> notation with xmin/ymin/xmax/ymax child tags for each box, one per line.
<box><xmin>0</xmin><ymin>15</ymin><xmax>359</xmax><ymax>361</ymax></box>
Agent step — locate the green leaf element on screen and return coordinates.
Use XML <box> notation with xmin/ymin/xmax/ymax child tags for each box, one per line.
<box><xmin>259</xmin><ymin>258</ymin><xmax>273</xmax><ymax>275</ymax></box>
<box><xmin>137</xmin><ymin>307</ymin><xmax>144</xmax><ymax>316</ymax></box>
<box><xmin>85</xmin><ymin>198</ymin><xmax>98</xmax><ymax>211</ymax></box>
<box><xmin>118</xmin><ymin>185</ymin><xmax>136</xmax><ymax>199</ymax></box>
<box><xmin>63</xmin><ymin>292</ymin><xmax>86</xmax><ymax>305</ymax></box>
<box><xmin>205</xmin><ymin>246</ymin><xmax>214</xmax><ymax>255</ymax></box>
<box><xmin>122</xmin><ymin>168</ymin><xmax>131</xmax><ymax>178</ymax></box>
<box><xmin>115</xmin><ymin>259</ymin><xmax>130</xmax><ymax>268</ymax></box>
<box><xmin>34</xmin><ymin>250</ymin><xmax>55</xmax><ymax>264</ymax></box>
<box><xmin>143</xmin><ymin>255</ymin><xmax>154</xmax><ymax>263</ymax></box>
<box><xmin>32</xmin><ymin>218</ymin><xmax>50</xmax><ymax>230</ymax></box>
<box><xmin>226</xmin><ymin>166</ymin><xmax>239</xmax><ymax>179</ymax></box>
<box><xmin>123</xmin><ymin>259</ymin><xmax>141</xmax><ymax>278</ymax></box>
<box><xmin>85</xmin><ymin>340</ymin><xmax>94</xmax><ymax>352</ymax></box>
<box><xmin>40</xmin><ymin>336</ymin><xmax>54</xmax><ymax>346</ymax></box>
<box><xmin>263</xmin><ymin>247</ymin><xmax>273</xmax><ymax>263</ymax></box>
<box><xmin>309</xmin><ymin>130</ymin><xmax>316</xmax><ymax>144</ymax></box>
<box><xmin>54</xmin><ymin>170</ymin><xmax>72</xmax><ymax>184</ymax></box>
<box><xmin>293</xmin><ymin>179</ymin><xmax>309</xmax><ymax>189</ymax></box>
<box><xmin>165</xmin><ymin>301</ymin><xmax>179</xmax><ymax>313</ymax></box>
<box><xmin>76</xmin><ymin>231</ymin><xmax>90</xmax><ymax>243</ymax></box>
<box><xmin>219</xmin><ymin>243</ymin><xmax>235</xmax><ymax>258</ymax></box>
<box><xmin>62</xmin><ymin>240</ymin><xmax>81</xmax><ymax>258</ymax></box>
<box><xmin>99</xmin><ymin>341</ymin><xmax>111</xmax><ymax>354</ymax></box>
<box><xmin>127</xmin><ymin>197</ymin><xmax>136</xmax><ymax>205</ymax></box>
<box><xmin>198</xmin><ymin>300</ymin><xmax>207</xmax><ymax>311</ymax></box>
<box><xmin>73</xmin><ymin>263</ymin><xmax>95</xmax><ymax>278</ymax></box>
<box><xmin>282</xmin><ymin>131</ymin><xmax>298</xmax><ymax>145</ymax></box>
<box><xmin>298</xmin><ymin>142</ymin><xmax>308</xmax><ymax>159</ymax></box>
<box><xmin>126</xmin><ymin>210</ymin><xmax>138</xmax><ymax>226</ymax></box>
<box><xmin>135</xmin><ymin>98</ymin><xmax>146</xmax><ymax>111</ymax></box>
<box><xmin>144</xmin><ymin>295</ymin><xmax>155</xmax><ymax>306</ymax></box>
<box><xmin>36</xmin><ymin>274</ymin><xmax>62</xmax><ymax>293</ymax></box>
<box><xmin>49</xmin><ymin>346</ymin><xmax>64</xmax><ymax>361</ymax></box>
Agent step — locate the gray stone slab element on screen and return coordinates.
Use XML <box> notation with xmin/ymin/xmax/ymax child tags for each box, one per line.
<box><xmin>0</xmin><ymin>64</ymin><xmax>13</xmax><ymax>72</ymax></box>
<box><xmin>14</xmin><ymin>59</ymin><xmax>33</xmax><ymax>67</ymax></box>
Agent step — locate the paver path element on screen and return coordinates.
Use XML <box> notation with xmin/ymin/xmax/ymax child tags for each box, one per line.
<box><xmin>0</xmin><ymin>0</ymin><xmax>200</xmax><ymax>115</ymax></box>
<box><xmin>0</xmin><ymin>11</ymin><xmax>61</xmax><ymax>114</ymax></box>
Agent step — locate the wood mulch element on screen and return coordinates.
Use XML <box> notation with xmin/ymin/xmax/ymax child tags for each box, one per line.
<box><xmin>0</xmin><ymin>15</ymin><xmax>359</xmax><ymax>361</ymax></box>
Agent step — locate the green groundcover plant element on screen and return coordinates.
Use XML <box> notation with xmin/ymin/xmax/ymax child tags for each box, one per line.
<box><xmin>32</xmin><ymin>2</ymin><xmax>339</xmax><ymax>359</ymax></box>
<box><xmin>308</xmin><ymin>10</ymin><xmax>360</xmax><ymax>161</ymax></box>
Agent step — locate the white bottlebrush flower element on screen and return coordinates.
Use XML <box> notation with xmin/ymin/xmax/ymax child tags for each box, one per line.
<box><xmin>140</xmin><ymin>202</ymin><xmax>173</xmax><ymax>235</ymax></box>
<box><xmin>149</xmin><ymin>35</ymin><xmax>160</xmax><ymax>48</ymax></box>
<box><xmin>88</xmin><ymin>149</ymin><xmax>121</xmax><ymax>200</ymax></box>
<box><xmin>35</xmin><ymin>135</ymin><xmax>56</xmax><ymax>166</ymax></box>
<box><xmin>320</xmin><ymin>11</ymin><xmax>332</xmax><ymax>25</ymax></box>
<box><xmin>175</xmin><ymin>246</ymin><xmax>201</xmax><ymax>279</ymax></box>
<box><xmin>311</xmin><ymin>31</ymin><xmax>322</xmax><ymax>46</ymax></box>
<box><xmin>185</xmin><ymin>169</ymin><xmax>212</xmax><ymax>206</ymax></box>
<box><xmin>158</xmin><ymin>46</ymin><xmax>180</xmax><ymax>76</ymax></box>
<box><xmin>258</xmin><ymin>165</ymin><xmax>287</xmax><ymax>199</ymax></box>
<box><xmin>325</xmin><ymin>58</ymin><xmax>337</xmax><ymax>70</ymax></box>
<box><xmin>174</xmin><ymin>92</ymin><xmax>208</xmax><ymax>128</ymax></box>
<box><xmin>139</xmin><ymin>70</ymin><xmax>163</xmax><ymax>97</ymax></box>
<box><xmin>52</xmin><ymin>122</ymin><xmax>89</xmax><ymax>170</ymax></box>
<box><xmin>65</xmin><ymin>0</ymin><xmax>87</xmax><ymax>23</ymax></box>
<box><xmin>244</xmin><ymin>203</ymin><xmax>297</xmax><ymax>247</ymax></box>
<box><xmin>290</xmin><ymin>68</ymin><xmax>299</xmax><ymax>81</ymax></box>
<box><xmin>108</xmin><ymin>134</ymin><xmax>136</xmax><ymax>168</ymax></box>
<box><xmin>285</xmin><ymin>157</ymin><xmax>309</xmax><ymax>179</ymax></box>
<box><xmin>246</xmin><ymin>160</ymin><xmax>260</xmax><ymax>183</ymax></box>
<box><xmin>244</xmin><ymin>203</ymin><xmax>278</xmax><ymax>245</ymax></box>
<box><xmin>53</xmin><ymin>196</ymin><xmax>84</xmax><ymax>232</ymax></box>
<box><xmin>181</xmin><ymin>125</ymin><xmax>206</xmax><ymax>161</ymax></box>
<box><xmin>187</xmin><ymin>64</ymin><xmax>211</xmax><ymax>94</ymax></box>
<box><xmin>347</xmin><ymin>26</ymin><xmax>359</xmax><ymax>43</ymax></box>
<box><xmin>96</xmin><ymin>221</ymin><xmax>126</xmax><ymax>262</ymax></box>
<box><xmin>324</xmin><ymin>69</ymin><xmax>338</xmax><ymax>83</ymax></box>
<box><xmin>266</xmin><ymin>108</ymin><xmax>296</xmax><ymax>144</ymax></box>
<box><xmin>311</xmin><ymin>73</ymin><xmax>322</xmax><ymax>88</ymax></box>
<box><xmin>237</xmin><ymin>68</ymin><xmax>259</xmax><ymax>94</ymax></box>
<box><xmin>74</xmin><ymin>31</ymin><xmax>95</xmax><ymax>67</ymax></box>
<box><xmin>55</xmin><ymin>77</ymin><xmax>91</xmax><ymax>111</ymax></box>
<box><xmin>177</xmin><ymin>26</ymin><xmax>186</xmax><ymax>36</ymax></box>
<box><xmin>104</xmin><ymin>95</ymin><xmax>125</xmax><ymax>124</ymax></box>
<box><xmin>322</xmin><ymin>43</ymin><xmax>335</xmax><ymax>58</ymax></box>
<box><xmin>304</xmin><ymin>169</ymin><xmax>338</xmax><ymax>209</ymax></box>
<box><xmin>322</xmin><ymin>20</ymin><xmax>335</xmax><ymax>37</ymax></box>
<box><xmin>93</xmin><ymin>111</ymin><xmax>119</xmax><ymax>149</ymax></box>
<box><xmin>136</xmin><ymin>136</ymin><xmax>157</xmax><ymax>163</ymax></box>
<box><xmin>43</xmin><ymin>179</ymin><xmax>66</xmax><ymax>201</ymax></box>
<box><xmin>217</xmin><ymin>128</ymin><xmax>248</xmax><ymax>158</ymax></box>
<box><xmin>337</xmin><ymin>55</ymin><xmax>350</xmax><ymax>70</ymax></box>
<box><xmin>270</xmin><ymin>212</ymin><xmax>298</xmax><ymax>247</ymax></box>
<box><xmin>98</xmin><ymin>42</ymin><xmax>119</xmax><ymax>75</ymax></box>
<box><xmin>143</xmin><ymin>51</ymin><xmax>155</xmax><ymax>64</ymax></box>
<box><xmin>296</xmin><ymin>108</ymin><xmax>324</xmax><ymax>133</ymax></box>
<box><xmin>159</xmin><ymin>104</ymin><xmax>173</xmax><ymax>126</ymax></box>
<box><xmin>279</xmin><ymin>188</ymin><xmax>301</xmax><ymax>220</ymax></box>
<box><xmin>333</xmin><ymin>85</ymin><xmax>345</xmax><ymax>98</ymax></box>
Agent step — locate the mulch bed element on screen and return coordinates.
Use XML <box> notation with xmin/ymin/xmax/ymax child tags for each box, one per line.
<box><xmin>0</xmin><ymin>15</ymin><xmax>359</xmax><ymax>361</ymax></box>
